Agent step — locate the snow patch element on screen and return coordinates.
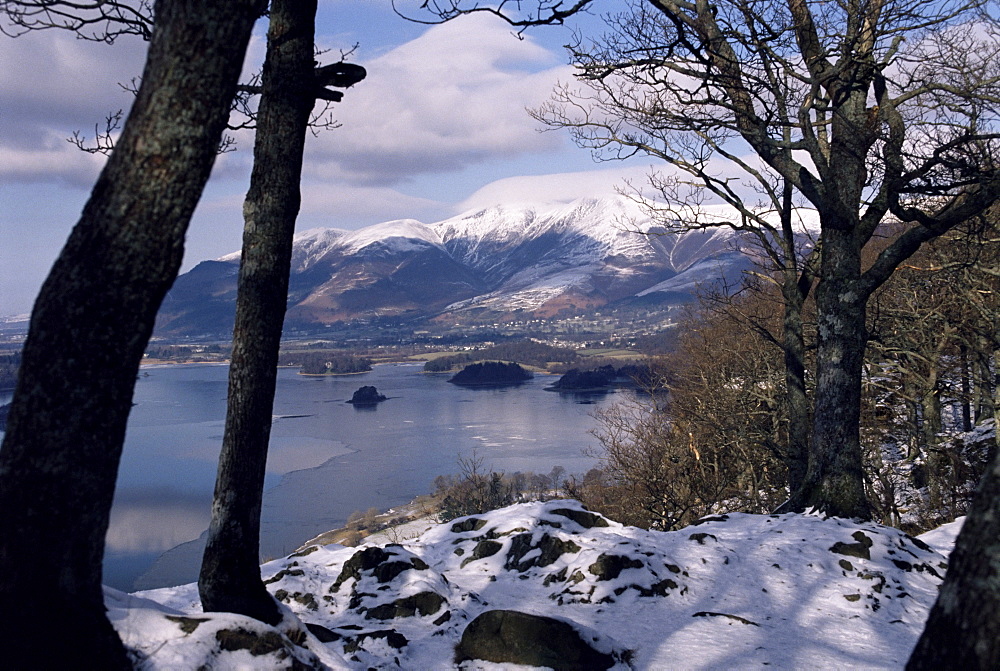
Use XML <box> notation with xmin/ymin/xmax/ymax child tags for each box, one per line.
<box><xmin>119</xmin><ymin>500</ymin><xmax>958</xmax><ymax>669</ymax></box>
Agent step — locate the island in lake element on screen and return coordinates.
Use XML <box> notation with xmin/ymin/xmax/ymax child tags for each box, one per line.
<box><xmin>346</xmin><ymin>385</ymin><xmax>387</xmax><ymax>405</ymax></box>
<box><xmin>547</xmin><ymin>363</ymin><xmax>653</xmax><ymax>392</ymax></box>
<box><xmin>448</xmin><ymin>361</ymin><xmax>532</xmax><ymax>387</ymax></box>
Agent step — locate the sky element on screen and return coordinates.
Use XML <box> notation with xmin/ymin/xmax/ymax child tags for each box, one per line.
<box><xmin>0</xmin><ymin>0</ymin><xmax>655</xmax><ymax>317</ymax></box>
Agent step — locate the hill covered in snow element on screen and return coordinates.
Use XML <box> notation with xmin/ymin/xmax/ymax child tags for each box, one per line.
<box><xmin>108</xmin><ymin>500</ymin><xmax>957</xmax><ymax>669</ymax></box>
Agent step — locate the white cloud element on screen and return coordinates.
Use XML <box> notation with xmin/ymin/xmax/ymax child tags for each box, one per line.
<box><xmin>303</xmin><ymin>13</ymin><xmax>573</xmax><ymax>185</ymax></box>
<box><xmin>0</xmin><ymin>29</ymin><xmax>146</xmax><ymax>184</ymax></box>
<box><xmin>456</xmin><ymin>164</ymin><xmax>661</xmax><ymax>211</ymax></box>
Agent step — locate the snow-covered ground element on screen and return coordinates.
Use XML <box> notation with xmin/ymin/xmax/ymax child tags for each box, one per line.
<box><xmin>108</xmin><ymin>500</ymin><xmax>958</xmax><ymax>669</ymax></box>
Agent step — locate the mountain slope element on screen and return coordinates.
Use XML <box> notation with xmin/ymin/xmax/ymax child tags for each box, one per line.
<box><xmin>154</xmin><ymin>196</ymin><xmax>750</xmax><ymax>337</ymax></box>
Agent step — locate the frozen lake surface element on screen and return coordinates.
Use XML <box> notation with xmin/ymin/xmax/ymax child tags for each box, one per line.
<box><xmin>106</xmin><ymin>362</ymin><xmax>617</xmax><ymax>590</ymax></box>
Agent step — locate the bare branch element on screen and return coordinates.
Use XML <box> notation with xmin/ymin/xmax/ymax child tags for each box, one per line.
<box><xmin>395</xmin><ymin>0</ymin><xmax>596</xmax><ymax>31</ymax></box>
<box><xmin>1</xmin><ymin>0</ymin><xmax>153</xmax><ymax>42</ymax></box>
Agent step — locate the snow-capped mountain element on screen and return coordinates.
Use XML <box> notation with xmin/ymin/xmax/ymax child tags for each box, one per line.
<box><xmin>155</xmin><ymin>196</ymin><xmax>748</xmax><ymax>336</ymax></box>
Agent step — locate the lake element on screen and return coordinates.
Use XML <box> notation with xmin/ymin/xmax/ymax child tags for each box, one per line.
<box><xmin>102</xmin><ymin>362</ymin><xmax>619</xmax><ymax>591</ymax></box>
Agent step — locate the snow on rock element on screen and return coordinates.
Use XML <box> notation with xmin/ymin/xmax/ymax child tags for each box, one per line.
<box><xmin>120</xmin><ymin>500</ymin><xmax>954</xmax><ymax>669</ymax></box>
<box><xmin>106</xmin><ymin>587</ymin><xmax>351</xmax><ymax>669</ymax></box>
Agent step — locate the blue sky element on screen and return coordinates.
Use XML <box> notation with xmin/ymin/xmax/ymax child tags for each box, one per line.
<box><xmin>0</xmin><ymin>0</ymin><xmax>656</xmax><ymax>316</ymax></box>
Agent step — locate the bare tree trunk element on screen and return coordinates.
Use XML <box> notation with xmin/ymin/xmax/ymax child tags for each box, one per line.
<box><xmin>975</xmin><ymin>335</ymin><xmax>994</xmax><ymax>424</ymax></box>
<box><xmin>907</xmin><ymin>449</ymin><xmax>1000</xmax><ymax>669</ymax></box>
<box><xmin>782</xmin><ymin>267</ymin><xmax>810</xmax><ymax>494</ymax></box>
<box><xmin>793</xmin><ymin>226</ymin><xmax>872</xmax><ymax>519</ymax></box>
<box><xmin>198</xmin><ymin>0</ymin><xmax>317</xmax><ymax>624</ymax></box>
<box><xmin>0</xmin><ymin>0</ymin><xmax>259</xmax><ymax>665</ymax></box>
<box><xmin>960</xmin><ymin>344</ymin><xmax>973</xmax><ymax>432</ymax></box>
<box><xmin>779</xmin><ymin>175</ymin><xmax>812</xmax><ymax>496</ymax></box>
<box><xmin>921</xmin><ymin>379</ymin><xmax>942</xmax><ymax>451</ymax></box>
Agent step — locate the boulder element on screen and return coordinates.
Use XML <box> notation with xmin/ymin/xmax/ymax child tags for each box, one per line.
<box><xmin>455</xmin><ymin>609</ymin><xmax>618</xmax><ymax>670</ymax></box>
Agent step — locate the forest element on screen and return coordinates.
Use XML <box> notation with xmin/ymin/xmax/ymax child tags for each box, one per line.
<box><xmin>576</xmin><ymin>217</ymin><xmax>1000</xmax><ymax>535</ymax></box>
<box><xmin>278</xmin><ymin>351</ymin><xmax>373</xmax><ymax>375</ymax></box>
<box><xmin>422</xmin><ymin>340</ymin><xmax>580</xmax><ymax>372</ymax></box>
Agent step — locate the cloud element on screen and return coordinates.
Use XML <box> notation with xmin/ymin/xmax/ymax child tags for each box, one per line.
<box><xmin>296</xmin><ymin>180</ymin><xmax>450</xmax><ymax>228</ymax></box>
<box><xmin>0</xmin><ymin>29</ymin><xmax>146</xmax><ymax>184</ymax></box>
<box><xmin>456</xmin><ymin>164</ymin><xmax>661</xmax><ymax>211</ymax></box>
<box><xmin>303</xmin><ymin>13</ymin><xmax>574</xmax><ymax>186</ymax></box>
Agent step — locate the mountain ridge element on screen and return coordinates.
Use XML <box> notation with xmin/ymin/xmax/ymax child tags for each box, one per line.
<box><xmin>155</xmin><ymin>196</ymin><xmax>749</xmax><ymax>337</ymax></box>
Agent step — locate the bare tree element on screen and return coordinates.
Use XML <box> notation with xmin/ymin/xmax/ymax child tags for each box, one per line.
<box><xmin>0</xmin><ymin>0</ymin><xmax>261</xmax><ymax>666</ymax></box>
<box><xmin>433</xmin><ymin>0</ymin><xmax>1000</xmax><ymax>518</ymax></box>
<box><xmin>9</xmin><ymin>0</ymin><xmax>366</xmax><ymax>626</ymax></box>
<box><xmin>906</xmin><ymin>210</ymin><xmax>1000</xmax><ymax>668</ymax></box>
<box><xmin>586</xmin><ymin>306</ymin><xmax>787</xmax><ymax>529</ymax></box>
<box><xmin>197</xmin><ymin>0</ymin><xmax>365</xmax><ymax>624</ymax></box>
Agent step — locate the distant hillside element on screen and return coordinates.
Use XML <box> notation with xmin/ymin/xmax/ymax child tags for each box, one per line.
<box><xmin>154</xmin><ymin>196</ymin><xmax>752</xmax><ymax>337</ymax></box>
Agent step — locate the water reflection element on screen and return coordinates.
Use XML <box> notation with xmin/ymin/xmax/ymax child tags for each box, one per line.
<box><xmin>108</xmin><ymin>362</ymin><xmax>617</xmax><ymax>590</ymax></box>
<box><xmin>107</xmin><ymin>489</ymin><xmax>209</xmax><ymax>553</ymax></box>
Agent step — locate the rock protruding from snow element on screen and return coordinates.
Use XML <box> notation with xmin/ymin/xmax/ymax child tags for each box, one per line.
<box><xmin>455</xmin><ymin>609</ymin><xmax>625</xmax><ymax>670</ymax></box>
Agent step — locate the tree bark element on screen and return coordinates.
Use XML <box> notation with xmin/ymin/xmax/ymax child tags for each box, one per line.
<box><xmin>793</xmin><ymin>225</ymin><xmax>872</xmax><ymax>519</ymax></box>
<box><xmin>907</xmin><ymin>449</ymin><xmax>1000</xmax><ymax>669</ymax></box>
<box><xmin>198</xmin><ymin>0</ymin><xmax>317</xmax><ymax>624</ymax></box>
<box><xmin>0</xmin><ymin>0</ymin><xmax>259</xmax><ymax>666</ymax></box>
<box><xmin>974</xmin><ymin>335</ymin><xmax>994</xmax><ymax>425</ymax></box>
<box><xmin>778</xmin><ymin>174</ymin><xmax>813</xmax><ymax>497</ymax></box>
<box><xmin>782</xmin><ymin>283</ymin><xmax>810</xmax><ymax>494</ymax></box>
<box><xmin>960</xmin><ymin>344</ymin><xmax>973</xmax><ymax>432</ymax></box>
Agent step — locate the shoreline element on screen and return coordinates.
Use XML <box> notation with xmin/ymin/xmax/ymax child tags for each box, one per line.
<box><xmin>297</xmin><ymin>369</ymin><xmax>372</xmax><ymax>377</ymax></box>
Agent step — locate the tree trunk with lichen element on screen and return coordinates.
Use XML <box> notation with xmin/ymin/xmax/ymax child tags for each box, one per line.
<box><xmin>791</xmin><ymin>224</ymin><xmax>872</xmax><ymax>519</ymax></box>
<box><xmin>0</xmin><ymin>0</ymin><xmax>259</xmax><ymax>665</ymax></box>
<box><xmin>198</xmin><ymin>0</ymin><xmax>318</xmax><ymax>624</ymax></box>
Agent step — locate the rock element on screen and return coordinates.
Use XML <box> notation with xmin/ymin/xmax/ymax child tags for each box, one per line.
<box><xmin>455</xmin><ymin>609</ymin><xmax>617</xmax><ymax>670</ymax></box>
<box><xmin>304</xmin><ymin>623</ymin><xmax>339</xmax><ymax>643</ymax></box>
<box><xmin>461</xmin><ymin>539</ymin><xmax>503</xmax><ymax>567</ymax></box>
<box><xmin>692</xmin><ymin>611</ymin><xmax>759</xmax><ymax>626</ymax></box>
<box><xmin>550</xmin><ymin>507</ymin><xmax>610</xmax><ymax>529</ymax></box>
<box><xmin>364</xmin><ymin>591</ymin><xmax>445</xmax><ymax>620</ymax></box>
<box><xmin>329</xmin><ymin>547</ymin><xmax>428</xmax><ymax>593</ymax></box>
<box><xmin>342</xmin><ymin>629</ymin><xmax>408</xmax><ymax>653</ymax></box>
<box><xmin>588</xmin><ymin>553</ymin><xmax>644</xmax><ymax>581</ymax></box>
<box><xmin>504</xmin><ymin>533</ymin><xmax>582</xmax><ymax>572</ymax></box>
<box><xmin>829</xmin><ymin>531</ymin><xmax>874</xmax><ymax>560</ymax></box>
<box><xmin>215</xmin><ymin>628</ymin><xmax>287</xmax><ymax>656</ymax></box>
<box><xmin>450</xmin><ymin>517</ymin><xmax>487</xmax><ymax>533</ymax></box>
<box><xmin>346</xmin><ymin>385</ymin><xmax>386</xmax><ymax>405</ymax></box>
